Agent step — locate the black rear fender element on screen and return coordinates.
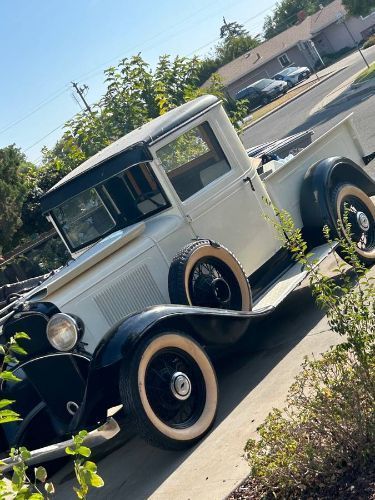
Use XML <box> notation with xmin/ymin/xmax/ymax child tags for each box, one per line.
<box><xmin>300</xmin><ymin>156</ymin><xmax>375</xmax><ymax>239</ymax></box>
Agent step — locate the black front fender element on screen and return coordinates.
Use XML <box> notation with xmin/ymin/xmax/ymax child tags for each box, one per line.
<box><xmin>74</xmin><ymin>304</ymin><xmax>273</xmax><ymax>429</ymax></box>
<box><xmin>92</xmin><ymin>304</ymin><xmax>274</xmax><ymax>370</ymax></box>
<box><xmin>300</xmin><ymin>156</ymin><xmax>375</xmax><ymax>239</ymax></box>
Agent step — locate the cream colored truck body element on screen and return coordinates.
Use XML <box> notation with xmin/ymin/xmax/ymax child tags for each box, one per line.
<box><xmin>26</xmin><ymin>100</ymin><xmax>366</xmax><ymax>352</ymax></box>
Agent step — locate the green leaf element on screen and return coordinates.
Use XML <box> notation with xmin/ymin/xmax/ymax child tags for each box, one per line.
<box><xmin>83</xmin><ymin>461</ymin><xmax>97</xmax><ymax>472</ymax></box>
<box><xmin>0</xmin><ymin>371</ymin><xmax>21</xmax><ymax>383</ymax></box>
<box><xmin>65</xmin><ymin>446</ymin><xmax>76</xmax><ymax>455</ymax></box>
<box><xmin>0</xmin><ymin>409</ymin><xmax>21</xmax><ymax>423</ymax></box>
<box><xmin>0</xmin><ymin>399</ymin><xmax>15</xmax><ymax>409</ymax></box>
<box><xmin>89</xmin><ymin>472</ymin><xmax>104</xmax><ymax>488</ymax></box>
<box><xmin>77</xmin><ymin>446</ymin><xmax>91</xmax><ymax>457</ymax></box>
<box><xmin>13</xmin><ymin>332</ymin><xmax>30</xmax><ymax>341</ymax></box>
<box><xmin>9</xmin><ymin>343</ymin><xmax>27</xmax><ymax>356</ymax></box>
<box><xmin>4</xmin><ymin>355</ymin><xmax>18</xmax><ymax>365</ymax></box>
<box><xmin>19</xmin><ymin>447</ymin><xmax>31</xmax><ymax>460</ymax></box>
<box><xmin>45</xmin><ymin>482</ymin><xmax>55</xmax><ymax>494</ymax></box>
<box><xmin>35</xmin><ymin>465</ymin><xmax>47</xmax><ymax>482</ymax></box>
<box><xmin>0</xmin><ymin>345</ymin><xmax>5</xmax><ymax>355</ymax></box>
<box><xmin>28</xmin><ymin>494</ymin><xmax>44</xmax><ymax>499</ymax></box>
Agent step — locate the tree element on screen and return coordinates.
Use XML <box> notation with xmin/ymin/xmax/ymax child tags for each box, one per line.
<box><xmin>342</xmin><ymin>0</ymin><xmax>375</xmax><ymax>17</ymax></box>
<box><xmin>0</xmin><ymin>146</ymin><xmax>34</xmax><ymax>253</ymax></box>
<box><xmin>197</xmin><ymin>20</ymin><xmax>260</xmax><ymax>85</ymax></box>
<box><xmin>220</xmin><ymin>18</ymin><xmax>248</xmax><ymax>40</ymax></box>
<box><xmin>263</xmin><ymin>0</ymin><xmax>332</xmax><ymax>40</ymax></box>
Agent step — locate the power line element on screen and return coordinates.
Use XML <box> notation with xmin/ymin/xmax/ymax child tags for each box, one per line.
<box><xmin>24</xmin><ymin>121</ymin><xmax>68</xmax><ymax>153</ymax></box>
<box><xmin>0</xmin><ymin>87</ymin><xmax>70</xmax><ymax>137</ymax></box>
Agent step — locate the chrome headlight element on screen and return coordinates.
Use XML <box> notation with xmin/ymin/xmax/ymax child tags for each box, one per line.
<box><xmin>46</xmin><ymin>313</ymin><xmax>81</xmax><ymax>351</ymax></box>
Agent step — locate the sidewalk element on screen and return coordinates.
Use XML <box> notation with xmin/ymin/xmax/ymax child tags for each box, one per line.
<box><xmin>310</xmin><ymin>67</ymin><xmax>375</xmax><ymax>114</ymax></box>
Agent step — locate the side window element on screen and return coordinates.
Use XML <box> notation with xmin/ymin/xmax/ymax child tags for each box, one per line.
<box><xmin>156</xmin><ymin>122</ymin><xmax>231</xmax><ymax>201</ymax></box>
<box><xmin>103</xmin><ymin>163</ymin><xmax>169</xmax><ymax>222</ymax></box>
<box><xmin>278</xmin><ymin>53</ymin><xmax>291</xmax><ymax>68</ymax></box>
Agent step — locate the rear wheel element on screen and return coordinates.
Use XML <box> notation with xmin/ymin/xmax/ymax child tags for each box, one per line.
<box><xmin>119</xmin><ymin>332</ymin><xmax>218</xmax><ymax>449</ymax></box>
<box><xmin>331</xmin><ymin>183</ymin><xmax>375</xmax><ymax>266</ymax></box>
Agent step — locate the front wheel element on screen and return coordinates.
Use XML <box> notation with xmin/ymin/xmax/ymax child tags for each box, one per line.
<box><xmin>331</xmin><ymin>183</ymin><xmax>375</xmax><ymax>266</ymax></box>
<box><xmin>119</xmin><ymin>332</ymin><xmax>218</xmax><ymax>450</ymax></box>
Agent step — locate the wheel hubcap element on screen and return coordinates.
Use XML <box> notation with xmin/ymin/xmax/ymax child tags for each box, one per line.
<box><xmin>356</xmin><ymin>211</ymin><xmax>370</xmax><ymax>232</ymax></box>
<box><xmin>170</xmin><ymin>372</ymin><xmax>191</xmax><ymax>400</ymax></box>
<box><xmin>211</xmin><ymin>277</ymin><xmax>231</xmax><ymax>305</ymax></box>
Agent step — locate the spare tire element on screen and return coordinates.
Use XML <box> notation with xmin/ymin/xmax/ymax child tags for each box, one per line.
<box><xmin>168</xmin><ymin>240</ymin><xmax>252</xmax><ymax>311</ymax></box>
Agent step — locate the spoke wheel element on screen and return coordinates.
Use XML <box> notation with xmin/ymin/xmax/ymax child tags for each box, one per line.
<box><xmin>119</xmin><ymin>332</ymin><xmax>218</xmax><ymax>450</ymax></box>
<box><xmin>145</xmin><ymin>348</ymin><xmax>205</xmax><ymax>429</ymax></box>
<box><xmin>189</xmin><ymin>257</ymin><xmax>241</xmax><ymax>309</ymax></box>
<box><xmin>332</xmin><ymin>184</ymin><xmax>375</xmax><ymax>265</ymax></box>
<box><xmin>168</xmin><ymin>240</ymin><xmax>252</xmax><ymax>311</ymax></box>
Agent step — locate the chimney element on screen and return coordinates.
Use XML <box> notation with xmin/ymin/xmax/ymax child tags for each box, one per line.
<box><xmin>297</xmin><ymin>10</ymin><xmax>307</xmax><ymax>22</ymax></box>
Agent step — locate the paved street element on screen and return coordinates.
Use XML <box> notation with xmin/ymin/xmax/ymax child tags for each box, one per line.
<box><xmin>241</xmin><ymin>45</ymin><xmax>375</xmax><ymax>154</ymax></box>
<box><xmin>54</xmin><ymin>49</ymin><xmax>375</xmax><ymax>500</ymax></box>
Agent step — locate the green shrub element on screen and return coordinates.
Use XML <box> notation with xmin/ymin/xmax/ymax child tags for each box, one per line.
<box><xmin>243</xmin><ymin>206</ymin><xmax>375</xmax><ymax>498</ymax></box>
<box><xmin>363</xmin><ymin>35</ymin><xmax>375</xmax><ymax>49</ymax></box>
<box><xmin>322</xmin><ymin>46</ymin><xmax>353</xmax><ymax>66</ymax></box>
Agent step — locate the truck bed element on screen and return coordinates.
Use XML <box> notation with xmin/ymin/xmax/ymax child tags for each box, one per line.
<box><xmin>260</xmin><ymin>114</ymin><xmax>366</xmax><ymax>228</ymax></box>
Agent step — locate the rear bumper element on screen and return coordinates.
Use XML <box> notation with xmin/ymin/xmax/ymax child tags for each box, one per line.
<box><xmin>0</xmin><ymin>417</ymin><xmax>120</xmax><ymax>473</ymax></box>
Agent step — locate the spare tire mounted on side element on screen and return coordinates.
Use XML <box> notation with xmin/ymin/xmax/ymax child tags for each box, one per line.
<box><xmin>168</xmin><ymin>239</ymin><xmax>252</xmax><ymax>311</ymax></box>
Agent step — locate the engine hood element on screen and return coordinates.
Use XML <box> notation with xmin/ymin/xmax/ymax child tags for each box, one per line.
<box><xmin>24</xmin><ymin>223</ymin><xmax>145</xmax><ymax>303</ymax></box>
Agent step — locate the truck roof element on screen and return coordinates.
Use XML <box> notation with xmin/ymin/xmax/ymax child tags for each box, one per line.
<box><xmin>40</xmin><ymin>95</ymin><xmax>219</xmax><ymax>213</ymax></box>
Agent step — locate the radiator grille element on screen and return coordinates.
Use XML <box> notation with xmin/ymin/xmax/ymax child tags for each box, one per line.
<box><xmin>93</xmin><ymin>264</ymin><xmax>165</xmax><ymax>325</ymax></box>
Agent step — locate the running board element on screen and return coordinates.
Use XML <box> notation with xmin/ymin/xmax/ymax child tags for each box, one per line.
<box><xmin>253</xmin><ymin>243</ymin><xmax>335</xmax><ymax>311</ymax></box>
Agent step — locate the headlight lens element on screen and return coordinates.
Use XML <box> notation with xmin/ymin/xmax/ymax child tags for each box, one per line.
<box><xmin>46</xmin><ymin>313</ymin><xmax>79</xmax><ymax>351</ymax></box>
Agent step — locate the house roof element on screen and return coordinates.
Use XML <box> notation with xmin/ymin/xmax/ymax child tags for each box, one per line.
<box><xmin>209</xmin><ymin>0</ymin><xmax>346</xmax><ymax>87</ymax></box>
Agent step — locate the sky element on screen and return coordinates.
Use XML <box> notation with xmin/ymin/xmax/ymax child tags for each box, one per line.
<box><xmin>0</xmin><ymin>0</ymin><xmax>275</xmax><ymax>163</ymax></box>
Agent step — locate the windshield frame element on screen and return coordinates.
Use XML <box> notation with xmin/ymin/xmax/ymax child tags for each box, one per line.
<box><xmin>49</xmin><ymin>162</ymin><xmax>171</xmax><ymax>253</ymax></box>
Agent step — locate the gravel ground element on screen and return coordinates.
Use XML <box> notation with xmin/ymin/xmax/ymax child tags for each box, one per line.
<box><xmin>228</xmin><ymin>461</ymin><xmax>375</xmax><ymax>499</ymax></box>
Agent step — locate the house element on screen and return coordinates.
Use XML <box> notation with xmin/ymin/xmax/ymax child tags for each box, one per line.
<box><xmin>206</xmin><ymin>0</ymin><xmax>375</xmax><ymax>98</ymax></box>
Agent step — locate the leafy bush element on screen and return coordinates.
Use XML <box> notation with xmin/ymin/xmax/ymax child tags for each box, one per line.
<box><xmin>243</xmin><ymin>207</ymin><xmax>375</xmax><ymax>498</ymax></box>
<box><xmin>363</xmin><ymin>35</ymin><xmax>375</xmax><ymax>49</ymax></box>
<box><xmin>322</xmin><ymin>46</ymin><xmax>353</xmax><ymax>66</ymax></box>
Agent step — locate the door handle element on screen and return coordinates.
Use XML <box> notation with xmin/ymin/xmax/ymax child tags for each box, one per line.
<box><xmin>243</xmin><ymin>177</ymin><xmax>255</xmax><ymax>191</ymax></box>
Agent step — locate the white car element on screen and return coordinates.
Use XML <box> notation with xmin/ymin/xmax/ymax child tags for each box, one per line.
<box><xmin>273</xmin><ymin>66</ymin><xmax>311</xmax><ymax>87</ymax></box>
<box><xmin>1</xmin><ymin>95</ymin><xmax>374</xmax><ymax>467</ymax></box>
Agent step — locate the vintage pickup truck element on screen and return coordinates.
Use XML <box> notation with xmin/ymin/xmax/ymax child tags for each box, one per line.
<box><xmin>0</xmin><ymin>95</ymin><xmax>374</xmax><ymax>468</ymax></box>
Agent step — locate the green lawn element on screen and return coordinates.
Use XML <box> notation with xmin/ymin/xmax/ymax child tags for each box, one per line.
<box><xmin>354</xmin><ymin>63</ymin><xmax>375</xmax><ymax>84</ymax></box>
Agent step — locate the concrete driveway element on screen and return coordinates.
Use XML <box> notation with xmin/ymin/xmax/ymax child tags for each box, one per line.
<box><xmin>54</xmin><ymin>257</ymin><xmax>345</xmax><ymax>499</ymax></box>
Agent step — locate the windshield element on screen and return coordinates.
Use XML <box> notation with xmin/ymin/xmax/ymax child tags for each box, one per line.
<box><xmin>252</xmin><ymin>79</ymin><xmax>274</xmax><ymax>90</ymax></box>
<box><xmin>52</xmin><ymin>188</ymin><xmax>116</xmax><ymax>250</ymax></box>
<box><xmin>279</xmin><ymin>67</ymin><xmax>296</xmax><ymax>76</ymax></box>
<box><xmin>51</xmin><ymin>162</ymin><xmax>170</xmax><ymax>252</ymax></box>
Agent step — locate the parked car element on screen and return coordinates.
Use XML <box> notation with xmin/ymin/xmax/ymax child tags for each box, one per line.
<box><xmin>1</xmin><ymin>95</ymin><xmax>375</xmax><ymax>470</ymax></box>
<box><xmin>235</xmin><ymin>78</ymin><xmax>288</xmax><ymax>108</ymax></box>
<box><xmin>273</xmin><ymin>66</ymin><xmax>311</xmax><ymax>87</ymax></box>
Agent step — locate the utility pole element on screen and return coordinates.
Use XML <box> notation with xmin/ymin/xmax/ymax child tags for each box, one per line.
<box><xmin>71</xmin><ymin>82</ymin><xmax>93</xmax><ymax>114</ymax></box>
<box><xmin>336</xmin><ymin>13</ymin><xmax>369</xmax><ymax>69</ymax></box>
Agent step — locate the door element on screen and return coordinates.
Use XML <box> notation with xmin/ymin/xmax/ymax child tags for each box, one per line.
<box><xmin>155</xmin><ymin>121</ymin><xmax>280</xmax><ymax>276</ymax></box>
